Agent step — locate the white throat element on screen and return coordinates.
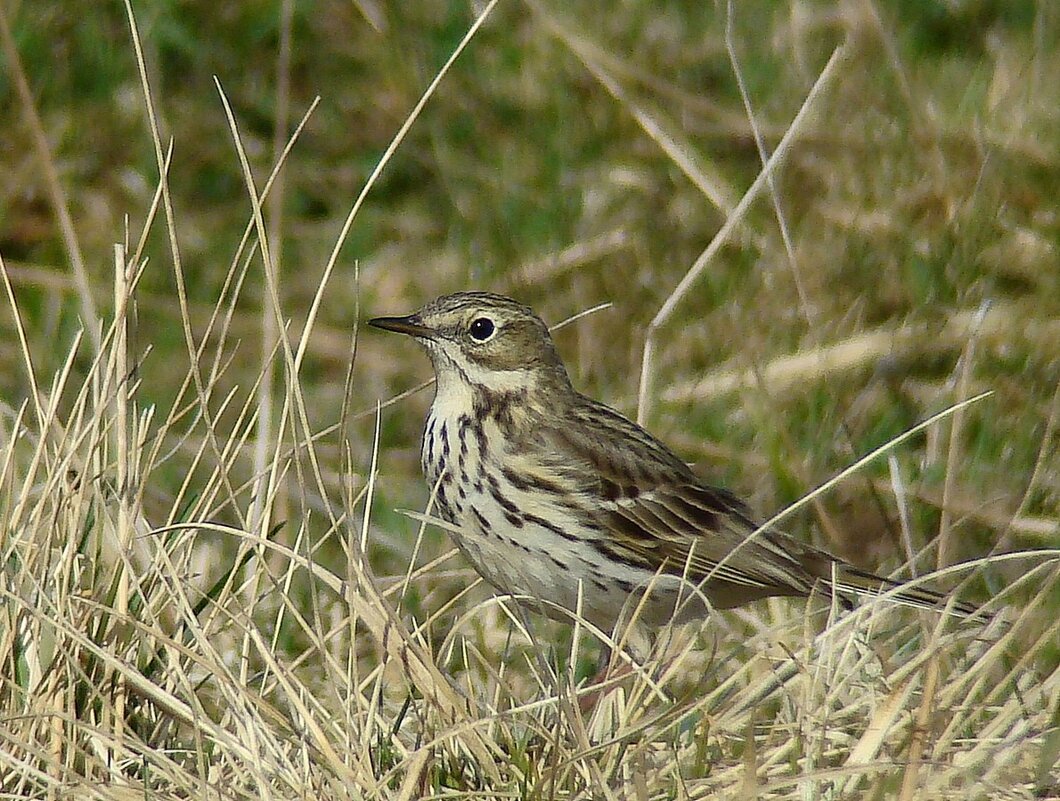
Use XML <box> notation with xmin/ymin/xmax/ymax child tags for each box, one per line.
<box><xmin>428</xmin><ymin>343</ymin><xmax>538</xmax><ymax>403</ymax></box>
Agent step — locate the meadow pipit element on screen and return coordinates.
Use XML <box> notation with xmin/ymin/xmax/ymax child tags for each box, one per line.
<box><xmin>371</xmin><ymin>292</ymin><xmax>977</xmax><ymax>630</ymax></box>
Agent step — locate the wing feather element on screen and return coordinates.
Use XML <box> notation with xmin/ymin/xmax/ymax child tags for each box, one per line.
<box><xmin>524</xmin><ymin>401</ymin><xmax>822</xmax><ymax>599</ymax></box>
<box><xmin>518</xmin><ymin>394</ymin><xmax>980</xmax><ymax>617</ymax></box>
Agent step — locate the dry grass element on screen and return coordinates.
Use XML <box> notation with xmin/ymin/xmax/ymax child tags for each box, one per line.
<box><xmin>1</xmin><ymin>1</ymin><xmax>1059</xmax><ymax>798</ymax></box>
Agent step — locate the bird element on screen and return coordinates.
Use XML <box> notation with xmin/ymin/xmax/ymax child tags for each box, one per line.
<box><xmin>370</xmin><ymin>291</ymin><xmax>979</xmax><ymax>632</ymax></box>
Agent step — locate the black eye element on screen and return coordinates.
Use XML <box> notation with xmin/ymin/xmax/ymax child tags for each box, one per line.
<box><xmin>469</xmin><ymin>317</ymin><xmax>495</xmax><ymax>342</ymax></box>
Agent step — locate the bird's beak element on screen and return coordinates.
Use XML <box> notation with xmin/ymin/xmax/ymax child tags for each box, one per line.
<box><xmin>368</xmin><ymin>314</ymin><xmax>436</xmax><ymax>339</ymax></box>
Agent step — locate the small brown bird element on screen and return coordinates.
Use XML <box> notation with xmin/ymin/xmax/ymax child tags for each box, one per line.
<box><xmin>371</xmin><ymin>292</ymin><xmax>977</xmax><ymax>631</ymax></box>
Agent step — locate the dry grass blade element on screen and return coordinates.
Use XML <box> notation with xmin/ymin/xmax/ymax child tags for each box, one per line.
<box><xmin>637</xmin><ymin>40</ymin><xmax>852</xmax><ymax>424</ymax></box>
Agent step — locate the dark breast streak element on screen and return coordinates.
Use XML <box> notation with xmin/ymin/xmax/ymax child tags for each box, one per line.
<box><xmin>422</xmin><ymin>414</ymin><xmax>461</xmax><ymax>522</ymax></box>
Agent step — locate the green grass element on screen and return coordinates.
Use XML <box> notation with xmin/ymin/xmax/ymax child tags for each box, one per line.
<box><xmin>1</xmin><ymin>0</ymin><xmax>1058</xmax><ymax>798</ymax></box>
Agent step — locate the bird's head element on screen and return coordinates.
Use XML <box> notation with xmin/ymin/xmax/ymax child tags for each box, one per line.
<box><xmin>369</xmin><ymin>291</ymin><xmax>573</xmax><ymax>398</ymax></box>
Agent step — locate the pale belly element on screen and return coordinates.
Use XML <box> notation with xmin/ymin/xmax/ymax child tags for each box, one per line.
<box><xmin>449</xmin><ymin>486</ymin><xmax>624</xmax><ymax>627</ymax></box>
<box><xmin>447</xmin><ymin>494</ymin><xmax>709</xmax><ymax>631</ymax></box>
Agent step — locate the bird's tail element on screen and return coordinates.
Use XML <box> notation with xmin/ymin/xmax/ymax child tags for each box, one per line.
<box><xmin>831</xmin><ymin>564</ymin><xmax>988</xmax><ymax>621</ymax></box>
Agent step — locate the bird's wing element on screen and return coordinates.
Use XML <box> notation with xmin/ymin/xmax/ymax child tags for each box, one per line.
<box><xmin>529</xmin><ymin>397</ymin><xmax>827</xmax><ymax>598</ymax></box>
<box><xmin>528</xmin><ymin>396</ymin><xmax>982</xmax><ymax>617</ymax></box>
<box><xmin>598</xmin><ymin>481</ymin><xmax>828</xmax><ymax>595</ymax></box>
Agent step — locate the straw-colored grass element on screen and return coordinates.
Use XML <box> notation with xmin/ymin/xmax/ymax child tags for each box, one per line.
<box><xmin>1</xmin><ymin>1</ymin><xmax>1058</xmax><ymax>798</ymax></box>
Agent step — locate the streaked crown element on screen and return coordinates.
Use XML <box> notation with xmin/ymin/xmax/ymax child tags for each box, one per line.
<box><xmin>369</xmin><ymin>292</ymin><xmax>573</xmax><ymax>396</ymax></box>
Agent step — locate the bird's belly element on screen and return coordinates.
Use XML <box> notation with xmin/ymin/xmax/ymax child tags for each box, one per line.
<box><xmin>428</xmin><ymin>472</ymin><xmax>717</xmax><ymax>629</ymax></box>
<box><xmin>447</xmin><ymin>487</ymin><xmax>641</xmax><ymax>630</ymax></box>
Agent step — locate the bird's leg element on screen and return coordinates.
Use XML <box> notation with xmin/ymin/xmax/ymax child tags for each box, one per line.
<box><xmin>511</xmin><ymin>602</ymin><xmax>609</xmax><ymax>746</ymax></box>
<box><xmin>577</xmin><ymin>615</ymin><xmax>652</xmax><ymax>714</ymax></box>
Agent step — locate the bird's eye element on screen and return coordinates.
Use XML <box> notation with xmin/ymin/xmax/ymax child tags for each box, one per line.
<box><xmin>469</xmin><ymin>317</ymin><xmax>495</xmax><ymax>342</ymax></box>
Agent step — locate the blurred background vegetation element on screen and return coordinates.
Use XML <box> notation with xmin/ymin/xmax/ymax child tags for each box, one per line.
<box><xmin>1</xmin><ymin>0</ymin><xmax>1058</xmax><ymax>605</ymax></box>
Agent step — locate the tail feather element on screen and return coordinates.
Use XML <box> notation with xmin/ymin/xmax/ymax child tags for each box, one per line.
<box><xmin>834</xmin><ymin>564</ymin><xmax>986</xmax><ymax>620</ymax></box>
